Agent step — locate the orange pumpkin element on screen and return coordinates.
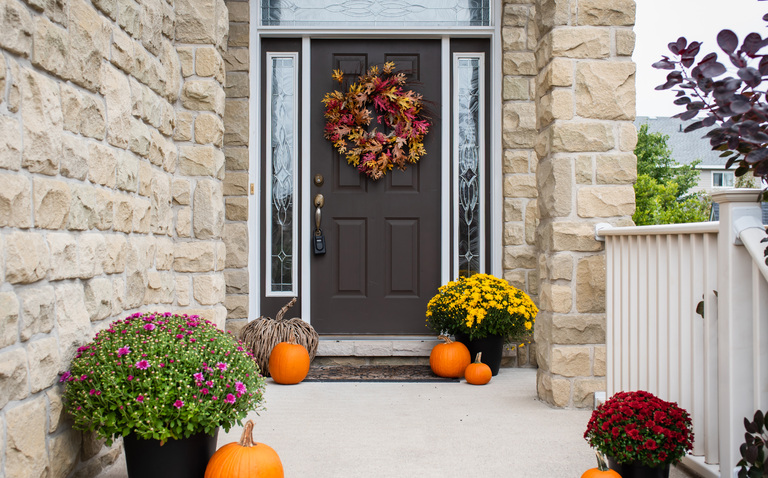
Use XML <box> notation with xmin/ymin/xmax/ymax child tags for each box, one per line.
<box><xmin>205</xmin><ymin>420</ymin><xmax>284</xmax><ymax>478</ymax></box>
<box><xmin>581</xmin><ymin>451</ymin><xmax>621</xmax><ymax>478</ymax></box>
<box><xmin>465</xmin><ymin>352</ymin><xmax>492</xmax><ymax>385</ymax></box>
<box><xmin>268</xmin><ymin>333</ymin><xmax>310</xmax><ymax>384</ymax></box>
<box><xmin>429</xmin><ymin>336</ymin><xmax>471</xmax><ymax>378</ymax></box>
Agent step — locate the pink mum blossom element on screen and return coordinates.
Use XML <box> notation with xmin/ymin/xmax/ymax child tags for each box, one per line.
<box><xmin>173</xmin><ymin>400</ymin><xmax>184</xmax><ymax>409</ymax></box>
<box><xmin>117</xmin><ymin>346</ymin><xmax>131</xmax><ymax>357</ymax></box>
<box><xmin>193</xmin><ymin>373</ymin><xmax>204</xmax><ymax>382</ymax></box>
<box><xmin>144</xmin><ymin>323</ymin><xmax>155</xmax><ymax>331</ymax></box>
<box><xmin>224</xmin><ymin>394</ymin><xmax>236</xmax><ymax>404</ymax></box>
<box><xmin>235</xmin><ymin>381</ymin><xmax>247</xmax><ymax>393</ymax></box>
<box><xmin>136</xmin><ymin>360</ymin><xmax>150</xmax><ymax>370</ymax></box>
<box><xmin>136</xmin><ymin>395</ymin><xmax>145</xmax><ymax>403</ymax></box>
<box><xmin>216</xmin><ymin>362</ymin><xmax>228</xmax><ymax>371</ymax></box>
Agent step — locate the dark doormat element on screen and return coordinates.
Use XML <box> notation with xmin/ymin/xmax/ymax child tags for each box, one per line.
<box><xmin>303</xmin><ymin>365</ymin><xmax>459</xmax><ymax>382</ymax></box>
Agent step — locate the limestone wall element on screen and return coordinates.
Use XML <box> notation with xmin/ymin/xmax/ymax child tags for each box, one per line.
<box><xmin>0</xmin><ymin>0</ymin><xmax>229</xmax><ymax>474</ymax></box>
<box><xmin>529</xmin><ymin>0</ymin><xmax>637</xmax><ymax>407</ymax></box>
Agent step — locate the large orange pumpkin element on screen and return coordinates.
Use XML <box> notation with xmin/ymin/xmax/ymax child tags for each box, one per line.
<box><xmin>205</xmin><ymin>420</ymin><xmax>284</xmax><ymax>478</ymax></box>
<box><xmin>268</xmin><ymin>333</ymin><xmax>310</xmax><ymax>385</ymax></box>
<box><xmin>581</xmin><ymin>451</ymin><xmax>621</xmax><ymax>478</ymax></box>
<box><xmin>429</xmin><ymin>336</ymin><xmax>471</xmax><ymax>378</ymax></box>
<box><xmin>465</xmin><ymin>352</ymin><xmax>492</xmax><ymax>385</ymax></box>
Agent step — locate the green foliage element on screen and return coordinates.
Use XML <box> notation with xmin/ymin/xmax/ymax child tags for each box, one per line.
<box><xmin>633</xmin><ymin>124</ymin><xmax>711</xmax><ymax>226</ymax></box>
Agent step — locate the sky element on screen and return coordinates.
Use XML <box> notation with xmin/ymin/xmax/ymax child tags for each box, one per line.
<box><xmin>634</xmin><ymin>0</ymin><xmax>768</xmax><ymax>117</ymax></box>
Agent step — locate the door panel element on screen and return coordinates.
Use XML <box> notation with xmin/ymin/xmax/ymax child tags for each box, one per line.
<box><xmin>310</xmin><ymin>39</ymin><xmax>442</xmax><ymax>335</ymax></box>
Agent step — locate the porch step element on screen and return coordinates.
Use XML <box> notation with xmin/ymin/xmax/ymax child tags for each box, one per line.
<box><xmin>315</xmin><ymin>337</ymin><xmax>537</xmax><ymax>368</ymax></box>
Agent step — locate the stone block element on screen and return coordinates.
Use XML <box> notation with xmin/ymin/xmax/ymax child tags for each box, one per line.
<box><xmin>6</xmin><ymin>396</ymin><xmax>48</xmax><ymax>478</ymax></box>
<box><xmin>102</xmin><ymin>64</ymin><xmax>132</xmax><ymax>149</ymax></box>
<box><xmin>19</xmin><ymin>285</ymin><xmax>55</xmax><ymax>341</ymax></box>
<box><xmin>502</xmin><ymin>51</ymin><xmax>536</xmax><ymax>76</ymax></box>
<box><xmin>504</xmin><ymin>223</ymin><xmax>525</xmax><ymax>246</ymax></box>
<box><xmin>576</xmin><ymin>61</ymin><xmax>635</xmax><ymax>120</ymax></box>
<box><xmin>193</xmin><ymin>274</ymin><xmax>226</xmax><ymax>305</ymax></box>
<box><xmin>26</xmin><ymin>336</ymin><xmax>61</xmax><ymax>393</ymax></box>
<box><xmin>0</xmin><ymin>348</ymin><xmax>28</xmax><ymax>409</ymax></box>
<box><xmin>174</xmin><ymin>110</ymin><xmax>194</xmax><ymax>142</ymax></box>
<box><xmin>128</xmin><ymin>118</ymin><xmax>151</xmax><ymax>158</ymax></box>
<box><xmin>228</xmin><ymin>22</ymin><xmax>247</xmax><ymax>48</ymax></box>
<box><xmin>55</xmin><ymin>282</ymin><xmax>92</xmax><ymax>362</ymax></box>
<box><xmin>540</xmin><ymin>283</ymin><xmax>572</xmax><ymax>314</ymax></box>
<box><xmin>551</xmin><ymin>122</ymin><xmax>614</xmax><ymax>153</ymax></box>
<box><xmin>140</xmin><ymin>0</ymin><xmax>163</xmax><ymax>56</ymax></box>
<box><xmin>575</xmin><ymin>155</ymin><xmax>593</xmax><ymax>184</ymax></box>
<box><xmin>6</xmin><ymin>231</ymin><xmax>49</xmax><ymax>284</ymax></box>
<box><xmin>150</xmin><ymin>172</ymin><xmax>172</xmax><ymax>235</ymax></box>
<box><xmin>215</xmin><ymin>242</ymin><xmax>226</xmax><ymax>271</ymax></box>
<box><xmin>223</xmin><ymin>222</ymin><xmax>248</xmax><ymax>268</ymax></box>
<box><xmin>503</xmin><ymin>245</ymin><xmax>537</xmax><ymax>270</ymax></box>
<box><xmin>113</xmin><ymin>194</ymin><xmax>133</xmax><ymax>233</ymax></box>
<box><xmin>49</xmin><ymin>427</ymin><xmax>81</xmax><ymax>478</ymax></box>
<box><xmin>0</xmin><ymin>0</ymin><xmax>33</xmax><ymax>56</ymax></box>
<box><xmin>176</xmin><ymin>276</ymin><xmax>191</xmax><ymax>306</ymax></box>
<box><xmin>537</xmin><ymin>156</ymin><xmax>572</xmax><ymax>218</ymax></box>
<box><xmin>0</xmin><ymin>173</ymin><xmax>31</xmax><ymax>227</ymax></box>
<box><xmin>537</xmin><ymin>89</ymin><xmax>574</xmax><ymax>127</ymax></box>
<box><xmin>145</xmin><ymin>271</ymin><xmax>175</xmax><ymax>305</ymax></box>
<box><xmin>60</xmin><ymin>135</ymin><xmax>88</xmax><ymax>180</ymax></box>
<box><xmin>68</xmin><ymin>184</ymin><xmax>99</xmax><ymax>231</ymax></box>
<box><xmin>194</xmin><ymin>113</ymin><xmax>225</xmax><ymax>146</ymax></box>
<box><xmin>32</xmin><ymin>16</ymin><xmax>69</xmax><ymax>80</ymax></box>
<box><xmin>577</xmin><ymin>185</ymin><xmax>635</xmax><ymax>218</ymax></box>
<box><xmin>503</xmin><ymin>174</ymin><xmax>537</xmax><ymax>198</ymax></box>
<box><xmin>181</xmin><ymin>80</ymin><xmax>225</xmax><ymax>115</ymax></box>
<box><xmin>69</xmin><ymin>0</ymin><xmax>110</xmax><ymax>91</ymax></box>
<box><xmin>537</xmin><ymin>58</ymin><xmax>573</xmax><ymax>94</ymax></box>
<box><xmin>103</xmin><ymin>234</ymin><xmax>127</xmax><ymax>274</ymax></box>
<box><xmin>525</xmin><ymin>202</ymin><xmax>538</xmax><ymax>245</ymax></box>
<box><xmin>551</xmin><ymin>27</ymin><xmax>610</xmax><ymax>59</ymax></box>
<box><xmin>594</xmin><ymin>345</ymin><xmax>606</xmax><ymax>376</ymax></box>
<box><xmin>84</xmin><ymin>277</ymin><xmax>113</xmax><ymax>322</ymax></box>
<box><xmin>552</xmin><ymin>314</ymin><xmax>605</xmax><ymax>345</ymax></box>
<box><xmin>193</xmin><ymin>179</ymin><xmax>225</xmax><ymax>239</ymax></box>
<box><xmin>116</xmin><ymin>150</ymin><xmax>139</xmax><ymax>192</ymax></box>
<box><xmin>0</xmin><ymin>115</ymin><xmax>22</xmax><ymax>171</ymax></box>
<box><xmin>616</xmin><ymin>29</ymin><xmax>636</xmax><ymax>57</ymax></box>
<box><xmin>174</xmin><ymin>241</ymin><xmax>216</xmax><ymax>272</ymax></box>
<box><xmin>548</xmin><ymin>221</ymin><xmax>603</xmax><ymax>252</ymax></box>
<box><xmin>46</xmin><ymin>387</ymin><xmax>65</xmax><ymax>433</ymax></box>
<box><xmin>224</xmin><ymin>146</ymin><xmax>248</xmax><ymax>172</ymax></box>
<box><xmin>78</xmin><ymin>233</ymin><xmax>106</xmax><ymax>279</ymax></box>
<box><xmin>596</xmin><ymin>152</ymin><xmax>636</xmax><ymax>185</ymax></box>
<box><xmin>160</xmin><ymin>41</ymin><xmax>181</xmax><ymax>102</ymax></box>
<box><xmin>223</xmin><ymin>47</ymin><xmax>248</xmax><ymax>72</ymax></box>
<box><xmin>551</xmin><ymin>346</ymin><xmax>591</xmax><ymax>377</ymax></box>
<box><xmin>80</xmin><ymin>93</ymin><xmax>107</xmax><ymax>140</ymax></box>
<box><xmin>223</xmin><ymin>98</ymin><xmax>248</xmax><ymax>146</ymax></box>
<box><xmin>504</xmin><ymin>198</ymin><xmax>524</xmax><ymax>222</ymax></box>
<box><xmin>47</xmin><ymin>232</ymin><xmax>77</xmax><ymax>281</ymax></box>
<box><xmin>0</xmin><ymin>292</ymin><xmax>19</xmax><ymax>347</ymax></box>
<box><xmin>176</xmin><ymin>0</ymin><xmax>217</xmax><ymax>43</ymax></box>
<box><xmin>34</xmin><ymin>177</ymin><xmax>70</xmax><ymax>229</ymax></box>
<box><xmin>112</xmin><ymin>277</ymin><xmax>126</xmax><ymax>316</ymax></box>
<box><xmin>577</xmin><ymin>0</ymin><xmax>635</xmax><ymax>26</ymax></box>
<box><xmin>110</xmin><ymin>25</ymin><xmax>134</xmax><ymax>72</ymax></box>
<box><xmin>223</xmin><ymin>171</ymin><xmax>249</xmax><ymax>196</ymax></box>
<box><xmin>156</xmin><ymin>237</ymin><xmax>174</xmax><ymax>270</ymax></box>
<box><xmin>94</xmin><ymin>188</ymin><xmax>114</xmax><ymax>230</ymax></box>
<box><xmin>503</xmin><ymin>76</ymin><xmax>530</xmax><ymax>101</ymax></box>
<box><xmin>225</xmin><ymin>71</ymin><xmax>248</xmax><ymax>99</ymax></box>
<box><xmin>176</xmin><ymin>207</ymin><xmax>192</xmax><ymax>237</ymax></box>
<box><xmin>620</xmin><ymin>121</ymin><xmax>638</xmax><ymax>152</ymax></box>
<box><xmin>179</xmin><ymin>145</ymin><xmax>225</xmax><ymax>177</ymax></box>
<box><xmin>503</xmin><ymin>150</ymin><xmax>529</xmax><ymax>174</ymax></box>
<box><xmin>173</xmin><ymin>178</ymin><xmax>191</xmax><ymax>205</ymax></box>
<box><xmin>21</xmin><ymin>68</ymin><xmax>62</xmax><ymax>175</ymax></box>
<box><xmin>573</xmin><ymin>377</ymin><xmax>606</xmax><ymax>408</ymax></box>
<box><xmin>576</xmin><ymin>254</ymin><xmax>606</xmax><ymax>313</ymax></box>
<box><xmin>61</xmin><ymin>84</ymin><xmax>82</xmax><ymax>133</ymax></box>
<box><xmin>225</xmin><ymin>196</ymin><xmax>248</xmax><ymax>221</ymax></box>
<box><xmin>195</xmin><ymin>46</ymin><xmax>219</xmax><ymax>77</ymax></box>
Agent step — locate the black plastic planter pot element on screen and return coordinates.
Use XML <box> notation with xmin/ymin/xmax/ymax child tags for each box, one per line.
<box><xmin>607</xmin><ymin>457</ymin><xmax>670</xmax><ymax>478</ymax></box>
<box><xmin>454</xmin><ymin>333</ymin><xmax>505</xmax><ymax>376</ymax></box>
<box><xmin>123</xmin><ymin>430</ymin><xmax>218</xmax><ymax>478</ymax></box>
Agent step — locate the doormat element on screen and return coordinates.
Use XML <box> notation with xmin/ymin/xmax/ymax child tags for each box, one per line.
<box><xmin>303</xmin><ymin>365</ymin><xmax>459</xmax><ymax>382</ymax></box>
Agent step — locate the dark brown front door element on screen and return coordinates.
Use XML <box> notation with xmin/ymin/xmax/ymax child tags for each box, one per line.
<box><xmin>310</xmin><ymin>39</ymin><xmax>442</xmax><ymax>335</ymax></box>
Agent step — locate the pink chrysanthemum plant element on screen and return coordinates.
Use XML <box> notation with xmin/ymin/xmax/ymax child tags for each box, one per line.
<box><xmin>61</xmin><ymin>312</ymin><xmax>265</xmax><ymax>445</ymax></box>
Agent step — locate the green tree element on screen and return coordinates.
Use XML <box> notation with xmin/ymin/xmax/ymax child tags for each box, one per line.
<box><xmin>633</xmin><ymin>123</ymin><xmax>711</xmax><ymax>226</ymax></box>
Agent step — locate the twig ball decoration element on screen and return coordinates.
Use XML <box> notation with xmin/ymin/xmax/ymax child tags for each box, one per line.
<box><xmin>239</xmin><ymin>298</ymin><xmax>318</xmax><ymax>377</ymax></box>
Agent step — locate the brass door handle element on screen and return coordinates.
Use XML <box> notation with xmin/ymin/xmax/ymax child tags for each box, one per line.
<box><xmin>314</xmin><ymin>194</ymin><xmax>324</xmax><ymax>231</ymax></box>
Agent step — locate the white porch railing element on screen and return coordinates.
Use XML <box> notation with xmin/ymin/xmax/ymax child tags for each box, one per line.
<box><xmin>597</xmin><ymin>189</ymin><xmax>768</xmax><ymax>478</ymax></box>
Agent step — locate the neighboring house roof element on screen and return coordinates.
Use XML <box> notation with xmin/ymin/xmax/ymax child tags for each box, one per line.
<box><xmin>635</xmin><ymin>116</ymin><xmax>728</xmax><ymax>168</ymax></box>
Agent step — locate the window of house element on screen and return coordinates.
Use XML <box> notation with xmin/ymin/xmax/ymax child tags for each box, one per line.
<box><xmin>712</xmin><ymin>171</ymin><xmax>734</xmax><ymax>188</ymax></box>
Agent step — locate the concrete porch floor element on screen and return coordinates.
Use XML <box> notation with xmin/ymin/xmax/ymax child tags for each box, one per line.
<box><xmin>101</xmin><ymin>368</ymin><xmax>703</xmax><ymax>477</ymax></box>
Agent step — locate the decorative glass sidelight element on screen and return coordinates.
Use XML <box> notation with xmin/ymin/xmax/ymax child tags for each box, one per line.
<box><xmin>260</xmin><ymin>0</ymin><xmax>490</xmax><ymax>27</ymax></box>
<box><xmin>267</xmin><ymin>54</ymin><xmax>299</xmax><ymax>294</ymax></box>
<box><xmin>454</xmin><ymin>54</ymin><xmax>484</xmax><ymax>277</ymax></box>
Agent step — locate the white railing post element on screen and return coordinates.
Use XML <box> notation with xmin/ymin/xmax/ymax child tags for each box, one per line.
<box><xmin>711</xmin><ymin>189</ymin><xmax>764</xmax><ymax>477</ymax></box>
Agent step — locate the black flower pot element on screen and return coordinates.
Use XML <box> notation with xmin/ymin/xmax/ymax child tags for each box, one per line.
<box><xmin>607</xmin><ymin>457</ymin><xmax>670</xmax><ymax>478</ymax></box>
<box><xmin>123</xmin><ymin>430</ymin><xmax>218</xmax><ymax>478</ymax></box>
<box><xmin>454</xmin><ymin>333</ymin><xmax>505</xmax><ymax>376</ymax></box>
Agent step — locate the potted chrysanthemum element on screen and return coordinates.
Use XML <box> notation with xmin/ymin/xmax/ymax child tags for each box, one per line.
<box><xmin>584</xmin><ymin>390</ymin><xmax>694</xmax><ymax>478</ymax></box>
<box><xmin>61</xmin><ymin>312</ymin><xmax>265</xmax><ymax>478</ymax></box>
<box><xmin>425</xmin><ymin>273</ymin><xmax>538</xmax><ymax>375</ymax></box>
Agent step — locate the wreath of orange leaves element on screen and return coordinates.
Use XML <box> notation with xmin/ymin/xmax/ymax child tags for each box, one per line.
<box><xmin>322</xmin><ymin>62</ymin><xmax>431</xmax><ymax>180</ymax></box>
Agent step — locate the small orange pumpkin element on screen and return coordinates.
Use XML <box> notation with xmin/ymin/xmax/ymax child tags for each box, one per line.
<box><xmin>429</xmin><ymin>335</ymin><xmax>471</xmax><ymax>378</ymax></box>
<box><xmin>205</xmin><ymin>420</ymin><xmax>284</xmax><ymax>478</ymax></box>
<box><xmin>465</xmin><ymin>352</ymin><xmax>492</xmax><ymax>385</ymax></box>
<box><xmin>581</xmin><ymin>451</ymin><xmax>621</xmax><ymax>478</ymax></box>
<box><xmin>268</xmin><ymin>332</ymin><xmax>310</xmax><ymax>384</ymax></box>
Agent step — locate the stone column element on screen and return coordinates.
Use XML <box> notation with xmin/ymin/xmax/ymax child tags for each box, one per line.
<box><xmin>533</xmin><ymin>0</ymin><xmax>637</xmax><ymax>407</ymax></box>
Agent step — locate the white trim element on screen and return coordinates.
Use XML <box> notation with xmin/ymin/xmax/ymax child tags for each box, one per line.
<box><xmin>490</xmin><ymin>0</ymin><xmax>503</xmax><ymax>278</ymax></box>
<box><xmin>440</xmin><ymin>37</ymin><xmax>451</xmax><ymax>287</ymax></box>
<box><xmin>264</xmin><ymin>52</ymin><xmax>300</xmax><ymax>298</ymax></box>
<box><xmin>300</xmin><ymin>36</ymin><xmax>311</xmax><ymax>324</ymax></box>
<box><xmin>248</xmin><ymin>17</ymin><xmax>261</xmax><ymax>321</ymax></box>
<box><xmin>452</xmin><ymin>52</ymin><xmax>486</xmax><ymax>278</ymax></box>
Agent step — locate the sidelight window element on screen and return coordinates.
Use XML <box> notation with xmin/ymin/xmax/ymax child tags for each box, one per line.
<box><xmin>266</xmin><ymin>53</ymin><xmax>299</xmax><ymax>295</ymax></box>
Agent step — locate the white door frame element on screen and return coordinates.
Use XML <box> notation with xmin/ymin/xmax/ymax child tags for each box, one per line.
<box><xmin>248</xmin><ymin>1</ymin><xmax>504</xmax><ymax>324</ymax></box>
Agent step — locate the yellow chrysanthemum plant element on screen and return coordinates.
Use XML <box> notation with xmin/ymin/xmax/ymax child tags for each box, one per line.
<box><xmin>425</xmin><ymin>274</ymin><xmax>538</xmax><ymax>342</ymax></box>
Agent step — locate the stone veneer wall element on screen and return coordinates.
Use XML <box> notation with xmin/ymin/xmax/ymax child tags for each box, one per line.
<box><xmin>531</xmin><ymin>0</ymin><xmax>637</xmax><ymax>407</ymax></box>
<box><xmin>0</xmin><ymin>0</ymin><xmax>229</xmax><ymax>474</ymax></box>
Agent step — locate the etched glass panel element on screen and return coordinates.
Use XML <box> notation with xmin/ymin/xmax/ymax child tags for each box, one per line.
<box><xmin>260</xmin><ymin>0</ymin><xmax>490</xmax><ymax>27</ymax></box>
<box><xmin>457</xmin><ymin>57</ymin><xmax>481</xmax><ymax>277</ymax></box>
<box><xmin>269</xmin><ymin>56</ymin><xmax>297</xmax><ymax>293</ymax></box>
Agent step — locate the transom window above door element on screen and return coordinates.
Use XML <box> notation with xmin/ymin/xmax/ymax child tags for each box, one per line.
<box><xmin>259</xmin><ymin>0</ymin><xmax>491</xmax><ymax>27</ymax></box>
